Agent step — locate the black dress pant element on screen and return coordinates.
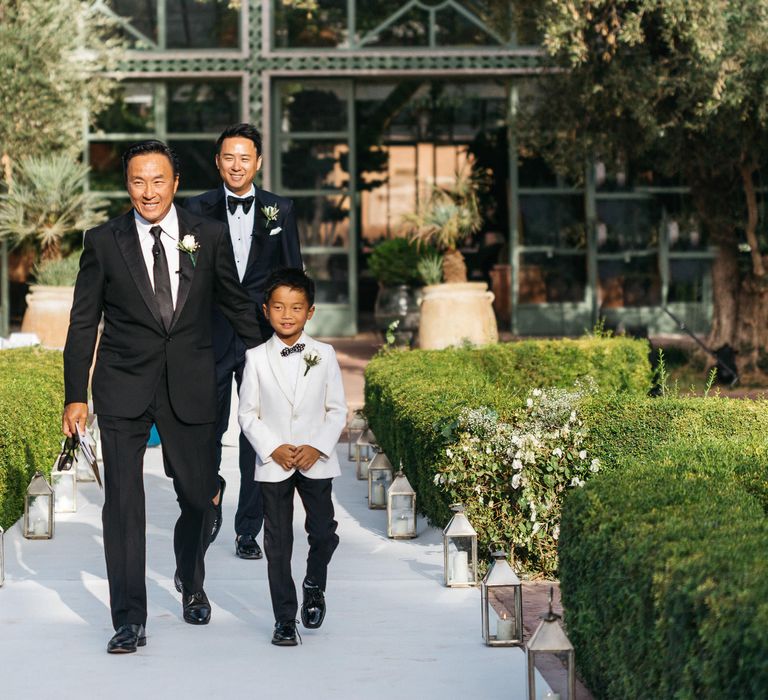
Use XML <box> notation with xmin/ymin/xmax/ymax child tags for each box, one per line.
<box><xmin>214</xmin><ymin>336</ymin><xmax>263</xmax><ymax>538</ymax></box>
<box><xmin>261</xmin><ymin>472</ymin><xmax>339</xmax><ymax>622</ymax></box>
<box><xmin>98</xmin><ymin>369</ymin><xmax>218</xmax><ymax>630</ymax></box>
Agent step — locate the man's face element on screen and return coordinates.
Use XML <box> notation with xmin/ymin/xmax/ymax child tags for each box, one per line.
<box><xmin>126</xmin><ymin>153</ymin><xmax>179</xmax><ymax>224</ymax></box>
<box><xmin>215</xmin><ymin>137</ymin><xmax>262</xmax><ymax>196</ymax></box>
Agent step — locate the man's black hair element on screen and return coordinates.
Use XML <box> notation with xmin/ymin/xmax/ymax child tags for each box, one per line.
<box><xmin>122</xmin><ymin>140</ymin><xmax>180</xmax><ymax>182</ymax></box>
<box><xmin>264</xmin><ymin>267</ymin><xmax>315</xmax><ymax>307</ymax></box>
<box><xmin>215</xmin><ymin>123</ymin><xmax>263</xmax><ymax>156</ymax></box>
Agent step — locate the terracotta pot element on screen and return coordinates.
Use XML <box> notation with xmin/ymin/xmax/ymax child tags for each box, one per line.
<box><xmin>417</xmin><ymin>282</ymin><xmax>498</xmax><ymax>350</ymax></box>
<box><xmin>21</xmin><ymin>285</ymin><xmax>75</xmax><ymax>349</ymax></box>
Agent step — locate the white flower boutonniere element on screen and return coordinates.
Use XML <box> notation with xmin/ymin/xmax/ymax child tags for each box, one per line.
<box><xmin>261</xmin><ymin>205</ymin><xmax>280</xmax><ymax>229</ymax></box>
<box><xmin>303</xmin><ymin>349</ymin><xmax>321</xmax><ymax>376</ymax></box>
<box><xmin>177</xmin><ymin>234</ymin><xmax>200</xmax><ymax>267</ymax></box>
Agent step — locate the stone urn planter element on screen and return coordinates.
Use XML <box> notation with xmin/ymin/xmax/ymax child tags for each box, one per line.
<box><xmin>374</xmin><ymin>284</ymin><xmax>421</xmax><ymax>346</ymax></box>
<box><xmin>417</xmin><ymin>282</ymin><xmax>498</xmax><ymax>350</ymax></box>
<box><xmin>21</xmin><ymin>285</ymin><xmax>75</xmax><ymax>349</ymax></box>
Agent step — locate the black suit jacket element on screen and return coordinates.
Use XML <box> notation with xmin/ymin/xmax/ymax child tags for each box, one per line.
<box><xmin>184</xmin><ymin>185</ymin><xmax>302</xmax><ymax>360</ymax></box>
<box><xmin>63</xmin><ymin>206</ymin><xmax>263</xmax><ymax>424</ymax></box>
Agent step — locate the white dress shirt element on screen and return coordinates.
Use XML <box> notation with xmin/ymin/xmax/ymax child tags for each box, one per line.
<box><xmin>224</xmin><ymin>183</ymin><xmax>256</xmax><ymax>281</ymax></box>
<box><xmin>134</xmin><ymin>205</ymin><xmax>180</xmax><ymax>306</ymax></box>
<box><xmin>274</xmin><ymin>332</ymin><xmax>306</xmax><ymax>395</ymax></box>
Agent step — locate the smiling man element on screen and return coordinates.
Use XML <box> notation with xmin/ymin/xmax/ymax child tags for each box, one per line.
<box><xmin>62</xmin><ymin>140</ymin><xmax>263</xmax><ymax>653</ymax></box>
<box><xmin>185</xmin><ymin>124</ymin><xmax>302</xmax><ymax>561</ymax></box>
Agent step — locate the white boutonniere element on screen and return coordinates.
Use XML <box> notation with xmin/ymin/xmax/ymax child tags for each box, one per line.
<box><xmin>303</xmin><ymin>349</ymin><xmax>321</xmax><ymax>376</ymax></box>
<box><xmin>177</xmin><ymin>235</ymin><xmax>199</xmax><ymax>267</ymax></box>
<box><xmin>261</xmin><ymin>205</ymin><xmax>280</xmax><ymax>229</ymax></box>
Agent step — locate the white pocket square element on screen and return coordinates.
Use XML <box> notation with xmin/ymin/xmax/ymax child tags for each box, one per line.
<box><xmin>270</xmin><ymin>226</ymin><xmax>282</xmax><ymax>236</ymax></box>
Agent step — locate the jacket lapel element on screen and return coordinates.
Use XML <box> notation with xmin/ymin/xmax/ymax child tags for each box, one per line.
<box><xmin>293</xmin><ymin>341</ymin><xmax>317</xmax><ymax>409</ymax></box>
<box><xmin>210</xmin><ymin>186</ymin><xmax>229</xmax><ymax>227</ymax></box>
<box><xmin>114</xmin><ymin>211</ymin><xmax>165</xmax><ymax>331</ymax></box>
<box><xmin>244</xmin><ymin>189</ymin><xmax>269</xmax><ymax>278</ymax></box>
<box><xmin>266</xmin><ymin>336</ymin><xmax>295</xmax><ymax>405</ymax></box>
<box><xmin>172</xmin><ymin>209</ymin><xmax>197</xmax><ymax>328</ymax></box>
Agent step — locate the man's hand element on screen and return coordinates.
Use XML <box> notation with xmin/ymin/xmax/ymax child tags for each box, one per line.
<box><xmin>293</xmin><ymin>445</ymin><xmax>322</xmax><ymax>472</ymax></box>
<box><xmin>62</xmin><ymin>402</ymin><xmax>88</xmax><ymax>437</ymax></box>
<box><xmin>271</xmin><ymin>444</ymin><xmax>297</xmax><ymax>471</ymax></box>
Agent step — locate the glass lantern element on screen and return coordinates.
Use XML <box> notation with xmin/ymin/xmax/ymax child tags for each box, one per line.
<box><xmin>75</xmin><ymin>430</ymin><xmax>97</xmax><ymax>482</ymax></box>
<box><xmin>52</xmin><ymin>468</ymin><xmax>77</xmax><ymax>513</ymax></box>
<box><xmin>347</xmin><ymin>409</ymin><xmax>368</xmax><ymax>462</ymax></box>
<box><xmin>526</xmin><ymin>587</ymin><xmax>576</xmax><ymax>700</ymax></box>
<box><xmin>355</xmin><ymin>428</ymin><xmax>377</xmax><ymax>480</ymax></box>
<box><xmin>481</xmin><ymin>551</ymin><xmax>523</xmax><ymax>646</ymax></box>
<box><xmin>387</xmin><ymin>469</ymin><xmax>417</xmax><ymax>539</ymax></box>
<box><xmin>24</xmin><ymin>471</ymin><xmax>55</xmax><ymax>539</ymax></box>
<box><xmin>0</xmin><ymin>526</ymin><xmax>4</xmax><ymax>587</ymax></box>
<box><xmin>443</xmin><ymin>504</ymin><xmax>478</xmax><ymax>587</ymax></box>
<box><xmin>367</xmin><ymin>451</ymin><xmax>394</xmax><ymax>509</ymax></box>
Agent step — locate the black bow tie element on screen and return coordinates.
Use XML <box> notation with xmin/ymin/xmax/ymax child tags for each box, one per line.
<box><xmin>227</xmin><ymin>195</ymin><xmax>255</xmax><ymax>215</ymax></box>
<box><xmin>280</xmin><ymin>343</ymin><xmax>305</xmax><ymax>357</ymax></box>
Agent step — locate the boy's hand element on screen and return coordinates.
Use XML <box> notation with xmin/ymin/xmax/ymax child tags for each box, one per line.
<box><xmin>293</xmin><ymin>445</ymin><xmax>322</xmax><ymax>471</ymax></box>
<box><xmin>271</xmin><ymin>444</ymin><xmax>297</xmax><ymax>470</ymax></box>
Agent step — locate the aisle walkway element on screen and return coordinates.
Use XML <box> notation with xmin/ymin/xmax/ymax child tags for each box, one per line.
<box><xmin>0</xmin><ymin>444</ymin><xmax>531</xmax><ymax>699</ymax></box>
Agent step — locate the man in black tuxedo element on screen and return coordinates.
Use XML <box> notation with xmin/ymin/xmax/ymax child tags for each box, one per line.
<box><xmin>185</xmin><ymin>123</ymin><xmax>302</xmax><ymax>560</ymax></box>
<box><xmin>62</xmin><ymin>140</ymin><xmax>263</xmax><ymax>654</ymax></box>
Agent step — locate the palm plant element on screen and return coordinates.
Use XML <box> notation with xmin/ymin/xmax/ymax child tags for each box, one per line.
<box><xmin>401</xmin><ymin>171</ymin><xmax>482</xmax><ymax>283</ymax></box>
<box><xmin>0</xmin><ymin>154</ymin><xmax>108</xmax><ymax>262</ymax></box>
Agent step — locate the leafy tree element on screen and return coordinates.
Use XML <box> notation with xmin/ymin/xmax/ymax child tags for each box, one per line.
<box><xmin>519</xmin><ymin>0</ymin><xmax>768</xmax><ymax>375</ymax></box>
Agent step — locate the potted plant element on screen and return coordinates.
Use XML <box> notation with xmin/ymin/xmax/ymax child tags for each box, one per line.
<box><xmin>401</xmin><ymin>172</ymin><xmax>498</xmax><ymax>349</ymax></box>
<box><xmin>0</xmin><ymin>154</ymin><xmax>107</xmax><ymax>347</ymax></box>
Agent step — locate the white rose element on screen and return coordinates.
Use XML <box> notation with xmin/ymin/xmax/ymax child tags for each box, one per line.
<box><xmin>181</xmin><ymin>234</ymin><xmax>198</xmax><ymax>251</ymax></box>
<box><xmin>512</xmin><ymin>458</ymin><xmax>523</xmax><ymax>470</ymax></box>
<box><xmin>553</xmin><ymin>447</ymin><xmax>563</xmax><ymax>458</ymax></box>
<box><xmin>579</xmin><ymin>449</ymin><xmax>587</xmax><ymax>460</ymax></box>
<box><xmin>526</xmin><ymin>398</ymin><xmax>533</xmax><ymax>408</ymax></box>
<box><xmin>511</xmin><ymin>473</ymin><xmax>522</xmax><ymax>489</ymax></box>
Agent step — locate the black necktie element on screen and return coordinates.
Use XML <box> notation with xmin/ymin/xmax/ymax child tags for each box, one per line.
<box><xmin>280</xmin><ymin>343</ymin><xmax>305</xmax><ymax>357</ymax></box>
<box><xmin>149</xmin><ymin>225</ymin><xmax>174</xmax><ymax>332</ymax></box>
<box><xmin>227</xmin><ymin>195</ymin><xmax>255</xmax><ymax>215</ymax></box>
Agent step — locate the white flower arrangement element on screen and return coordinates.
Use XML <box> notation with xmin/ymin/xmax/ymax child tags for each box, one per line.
<box><xmin>177</xmin><ymin>234</ymin><xmax>199</xmax><ymax>267</ymax></box>
<box><xmin>303</xmin><ymin>349</ymin><xmax>321</xmax><ymax>376</ymax></box>
<box><xmin>261</xmin><ymin>204</ymin><xmax>280</xmax><ymax>228</ymax></box>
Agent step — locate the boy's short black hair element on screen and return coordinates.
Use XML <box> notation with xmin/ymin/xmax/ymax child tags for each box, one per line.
<box><xmin>215</xmin><ymin>123</ymin><xmax>263</xmax><ymax>156</ymax></box>
<box><xmin>122</xmin><ymin>140</ymin><xmax>180</xmax><ymax>182</ymax></box>
<box><xmin>264</xmin><ymin>267</ymin><xmax>315</xmax><ymax>307</ymax></box>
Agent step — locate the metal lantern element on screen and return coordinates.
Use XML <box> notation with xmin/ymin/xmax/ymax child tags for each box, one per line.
<box><xmin>367</xmin><ymin>451</ymin><xmax>394</xmax><ymax>509</ymax></box>
<box><xmin>347</xmin><ymin>409</ymin><xmax>368</xmax><ymax>461</ymax></box>
<box><xmin>355</xmin><ymin>428</ymin><xmax>377</xmax><ymax>480</ymax></box>
<box><xmin>75</xmin><ymin>436</ymin><xmax>97</xmax><ymax>482</ymax></box>
<box><xmin>387</xmin><ymin>469</ymin><xmax>417</xmax><ymax>539</ymax></box>
<box><xmin>526</xmin><ymin>587</ymin><xmax>575</xmax><ymax>700</ymax></box>
<box><xmin>24</xmin><ymin>471</ymin><xmax>54</xmax><ymax>539</ymax></box>
<box><xmin>0</xmin><ymin>526</ymin><xmax>4</xmax><ymax>586</ymax></box>
<box><xmin>481</xmin><ymin>551</ymin><xmax>523</xmax><ymax>646</ymax></box>
<box><xmin>443</xmin><ymin>504</ymin><xmax>478</xmax><ymax>587</ymax></box>
<box><xmin>52</xmin><ymin>468</ymin><xmax>77</xmax><ymax>513</ymax></box>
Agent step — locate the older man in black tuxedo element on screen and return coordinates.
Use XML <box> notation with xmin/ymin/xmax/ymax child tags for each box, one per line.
<box><xmin>185</xmin><ymin>123</ymin><xmax>302</xmax><ymax>560</ymax></box>
<box><xmin>62</xmin><ymin>140</ymin><xmax>263</xmax><ymax>654</ymax></box>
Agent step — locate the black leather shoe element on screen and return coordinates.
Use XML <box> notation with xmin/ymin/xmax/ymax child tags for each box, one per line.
<box><xmin>301</xmin><ymin>579</ymin><xmax>326</xmax><ymax>629</ymax></box>
<box><xmin>271</xmin><ymin>620</ymin><xmax>300</xmax><ymax>646</ymax></box>
<box><xmin>209</xmin><ymin>476</ymin><xmax>226</xmax><ymax>544</ymax></box>
<box><xmin>235</xmin><ymin>533</ymin><xmax>263</xmax><ymax>560</ymax></box>
<box><xmin>182</xmin><ymin>589</ymin><xmax>211</xmax><ymax>625</ymax></box>
<box><xmin>107</xmin><ymin>624</ymin><xmax>146</xmax><ymax>654</ymax></box>
<box><xmin>173</xmin><ymin>571</ymin><xmax>182</xmax><ymax>593</ymax></box>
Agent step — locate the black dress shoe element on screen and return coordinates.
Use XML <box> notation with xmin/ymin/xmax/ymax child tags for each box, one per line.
<box><xmin>271</xmin><ymin>620</ymin><xmax>301</xmax><ymax>646</ymax></box>
<box><xmin>182</xmin><ymin>589</ymin><xmax>211</xmax><ymax>625</ymax></box>
<box><xmin>107</xmin><ymin>624</ymin><xmax>146</xmax><ymax>654</ymax></box>
<box><xmin>173</xmin><ymin>571</ymin><xmax>182</xmax><ymax>593</ymax></box>
<box><xmin>301</xmin><ymin>578</ymin><xmax>326</xmax><ymax>629</ymax></box>
<box><xmin>209</xmin><ymin>476</ymin><xmax>226</xmax><ymax>544</ymax></box>
<box><xmin>235</xmin><ymin>533</ymin><xmax>263</xmax><ymax>559</ymax></box>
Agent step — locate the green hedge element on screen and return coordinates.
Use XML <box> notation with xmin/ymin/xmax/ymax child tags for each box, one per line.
<box><xmin>0</xmin><ymin>348</ymin><xmax>64</xmax><ymax>529</ymax></box>
<box><xmin>363</xmin><ymin>337</ymin><xmax>652</xmax><ymax>559</ymax></box>
<box><xmin>559</xmin><ymin>434</ymin><xmax>768</xmax><ymax>697</ymax></box>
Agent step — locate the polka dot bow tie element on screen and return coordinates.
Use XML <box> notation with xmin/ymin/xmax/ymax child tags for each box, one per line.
<box><xmin>280</xmin><ymin>343</ymin><xmax>305</xmax><ymax>357</ymax></box>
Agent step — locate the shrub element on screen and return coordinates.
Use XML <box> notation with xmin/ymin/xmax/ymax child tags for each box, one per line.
<box><xmin>368</xmin><ymin>238</ymin><xmax>433</xmax><ymax>286</ymax></box>
<box><xmin>0</xmin><ymin>348</ymin><xmax>64</xmax><ymax>529</ymax></box>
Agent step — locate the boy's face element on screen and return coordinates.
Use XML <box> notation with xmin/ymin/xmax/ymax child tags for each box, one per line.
<box><xmin>263</xmin><ymin>285</ymin><xmax>314</xmax><ymax>345</ymax></box>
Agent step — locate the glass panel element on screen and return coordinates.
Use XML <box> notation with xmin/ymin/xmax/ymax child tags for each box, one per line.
<box><xmin>89</xmin><ymin>141</ymin><xmax>128</xmax><ymax>191</ymax></box>
<box><xmin>668</xmin><ymin>259</ymin><xmax>711</xmax><ymax>303</ymax></box>
<box><xmin>166</xmin><ymin>0</ymin><xmax>239</xmax><ymax>49</ymax></box>
<box><xmin>278</xmin><ymin>83</ymin><xmax>349</xmax><ymax>133</ymax></box>
<box><xmin>167</xmin><ymin>80</ymin><xmax>241</xmax><ymax>133</ymax></box>
<box><xmin>168</xmin><ymin>140</ymin><xmax>220</xmax><ymax>190</ymax></box>
<box><xmin>293</xmin><ymin>195</ymin><xmax>350</xmax><ymax>247</ymax></box>
<box><xmin>598</xmin><ymin>256</ymin><xmax>661</xmax><ymax>307</ymax></box>
<box><xmin>596</xmin><ymin>199</ymin><xmax>660</xmax><ymax>251</ymax></box>
<box><xmin>95</xmin><ymin>82</ymin><xmax>155</xmax><ymax>134</ymax></box>
<box><xmin>519</xmin><ymin>194</ymin><xmax>585</xmax><ymax>248</ymax></box>
<box><xmin>658</xmin><ymin>193</ymin><xmax>707</xmax><ymax>251</ymax></box>
<box><xmin>280</xmin><ymin>140</ymin><xmax>349</xmax><ymax>191</ymax></box>
<box><xmin>272</xmin><ymin>0</ymin><xmax>347</xmax><ymax>48</ymax></box>
<box><xmin>519</xmin><ymin>252</ymin><xmax>586</xmax><ymax>304</ymax></box>
<box><xmin>435</xmin><ymin>5</ymin><xmax>502</xmax><ymax>46</ymax></box>
<box><xmin>303</xmin><ymin>252</ymin><xmax>349</xmax><ymax>303</ymax></box>
<box><xmin>359</xmin><ymin>4</ymin><xmax>429</xmax><ymax>47</ymax></box>
<box><xmin>109</xmin><ymin>0</ymin><xmax>159</xmax><ymax>47</ymax></box>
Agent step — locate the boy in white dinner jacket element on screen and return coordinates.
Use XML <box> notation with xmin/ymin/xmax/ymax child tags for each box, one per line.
<box><xmin>238</xmin><ymin>267</ymin><xmax>347</xmax><ymax>646</ymax></box>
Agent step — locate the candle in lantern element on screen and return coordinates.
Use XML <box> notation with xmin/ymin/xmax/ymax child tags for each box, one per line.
<box><xmin>542</xmin><ymin>692</ymin><xmax>560</xmax><ymax>700</ymax></box>
<box><xmin>496</xmin><ymin>612</ymin><xmax>514</xmax><ymax>641</ymax></box>
<box><xmin>451</xmin><ymin>551</ymin><xmax>470</xmax><ymax>583</ymax></box>
<box><xmin>372</xmin><ymin>481</ymin><xmax>386</xmax><ymax>506</ymax></box>
<box><xmin>392</xmin><ymin>514</ymin><xmax>410</xmax><ymax>536</ymax></box>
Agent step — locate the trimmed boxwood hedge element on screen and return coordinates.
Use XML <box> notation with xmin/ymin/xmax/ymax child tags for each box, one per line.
<box><xmin>0</xmin><ymin>348</ymin><xmax>64</xmax><ymax>529</ymax></box>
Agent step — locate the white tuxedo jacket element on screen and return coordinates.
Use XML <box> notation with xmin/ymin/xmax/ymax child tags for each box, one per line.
<box><xmin>238</xmin><ymin>334</ymin><xmax>347</xmax><ymax>483</ymax></box>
